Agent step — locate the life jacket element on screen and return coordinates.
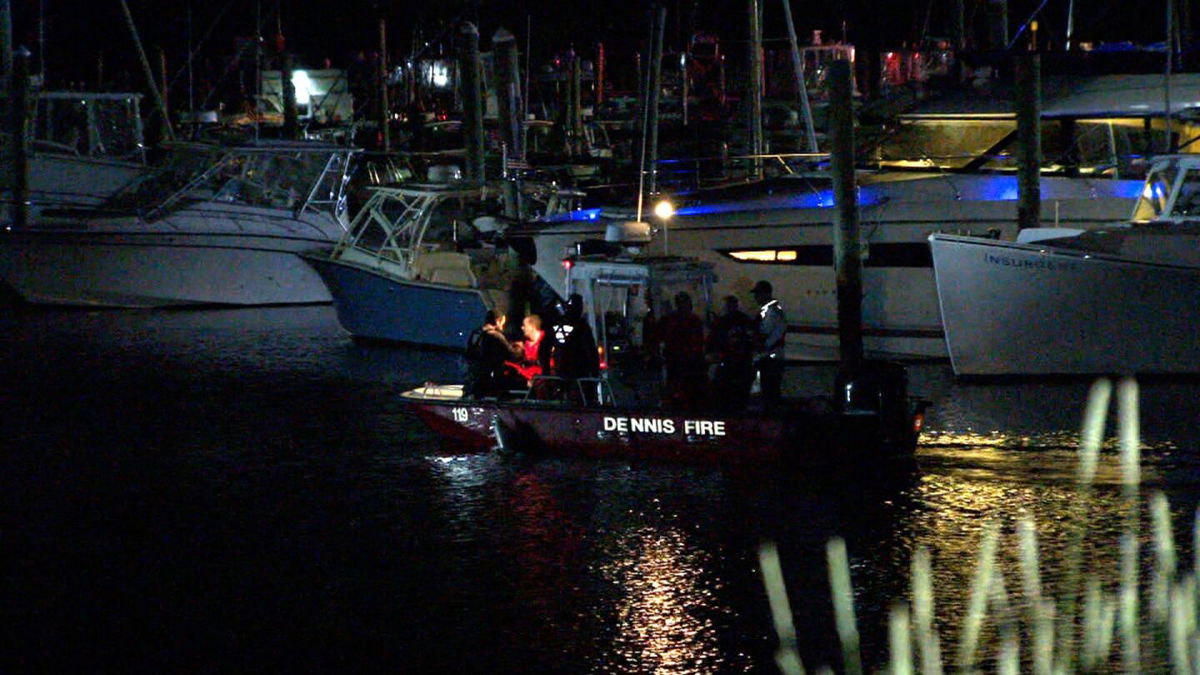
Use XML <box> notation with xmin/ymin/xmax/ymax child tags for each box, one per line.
<box><xmin>464</xmin><ymin>328</ymin><xmax>486</xmax><ymax>361</ymax></box>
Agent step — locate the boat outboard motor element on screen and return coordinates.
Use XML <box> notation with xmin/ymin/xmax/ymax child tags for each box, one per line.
<box><xmin>835</xmin><ymin>360</ymin><xmax>909</xmax><ymax>418</ymax></box>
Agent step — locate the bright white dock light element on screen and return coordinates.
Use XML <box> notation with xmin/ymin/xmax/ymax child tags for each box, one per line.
<box><xmin>291</xmin><ymin>70</ymin><xmax>312</xmax><ymax>104</ymax></box>
<box><xmin>653</xmin><ymin>198</ymin><xmax>675</xmax><ymax>220</ymax></box>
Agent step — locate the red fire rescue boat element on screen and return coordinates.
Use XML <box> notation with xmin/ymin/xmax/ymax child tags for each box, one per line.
<box><xmin>403</xmin><ymin>362</ymin><xmax>928</xmax><ymax>466</ymax></box>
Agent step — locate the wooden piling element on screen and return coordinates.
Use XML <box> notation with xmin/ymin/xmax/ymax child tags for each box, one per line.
<box><xmin>281</xmin><ymin>50</ymin><xmax>298</xmax><ymax>140</ymax></box>
<box><xmin>0</xmin><ymin>0</ymin><xmax>12</xmax><ymax>91</ymax></box>
<box><xmin>747</xmin><ymin>0</ymin><xmax>764</xmax><ymax>178</ymax></box>
<box><xmin>494</xmin><ymin>27</ymin><xmax>523</xmax><ymax>218</ymax></box>
<box><xmin>988</xmin><ymin>0</ymin><xmax>1009</xmax><ymax>50</ymax></box>
<box><xmin>458</xmin><ymin>22</ymin><xmax>485</xmax><ymax>185</ymax></box>
<box><xmin>828</xmin><ymin>59</ymin><xmax>862</xmax><ymax>368</ymax></box>
<box><xmin>1015</xmin><ymin>52</ymin><xmax>1041</xmax><ymax>231</ymax></box>
<box><xmin>11</xmin><ymin>46</ymin><xmax>29</xmax><ymax>229</ymax></box>
<box><xmin>159</xmin><ymin>46</ymin><xmax>170</xmax><ymax>127</ymax></box>
<box><xmin>494</xmin><ymin>28</ymin><xmax>523</xmax><ymax>161</ymax></box>
<box><xmin>595</xmin><ymin>43</ymin><xmax>605</xmax><ymax>106</ymax></box>
<box><xmin>380</xmin><ymin>18</ymin><xmax>391</xmax><ymax>152</ymax></box>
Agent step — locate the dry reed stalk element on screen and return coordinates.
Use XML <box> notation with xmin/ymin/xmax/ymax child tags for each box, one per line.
<box><xmin>826</xmin><ymin>537</ymin><xmax>863</xmax><ymax>675</ymax></box>
<box><xmin>758</xmin><ymin>376</ymin><xmax>1200</xmax><ymax>675</ymax></box>
<box><xmin>888</xmin><ymin>603</ymin><xmax>913</xmax><ymax>675</ymax></box>
<box><xmin>758</xmin><ymin>541</ymin><xmax>806</xmax><ymax>675</ymax></box>
<box><xmin>957</xmin><ymin>520</ymin><xmax>1000</xmax><ymax>670</ymax></box>
<box><xmin>910</xmin><ymin>547</ymin><xmax>943</xmax><ymax>675</ymax></box>
<box><xmin>1031</xmin><ymin>598</ymin><xmax>1055</xmax><ymax>675</ymax></box>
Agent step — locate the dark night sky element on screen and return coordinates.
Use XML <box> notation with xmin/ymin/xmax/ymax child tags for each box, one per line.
<box><xmin>12</xmin><ymin>0</ymin><xmax>1182</xmax><ymax>89</ymax></box>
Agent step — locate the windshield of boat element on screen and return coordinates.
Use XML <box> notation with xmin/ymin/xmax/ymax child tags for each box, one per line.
<box><xmin>103</xmin><ymin>144</ymin><xmax>223</xmax><ymax>210</ymax></box>
<box><xmin>869</xmin><ymin>117</ymin><xmax>1174</xmax><ymax>177</ymax></box>
<box><xmin>34</xmin><ymin>93</ymin><xmax>145</xmax><ymax>162</ymax></box>
<box><xmin>104</xmin><ymin>145</ymin><xmax>344</xmax><ymax>213</ymax></box>
<box><xmin>1170</xmin><ymin>167</ymin><xmax>1200</xmax><ymax>218</ymax></box>
<box><xmin>1131</xmin><ymin>164</ymin><xmax>1178</xmax><ymax>222</ymax></box>
<box><xmin>870</xmin><ymin>118</ymin><xmax>1014</xmax><ymax>169</ymax></box>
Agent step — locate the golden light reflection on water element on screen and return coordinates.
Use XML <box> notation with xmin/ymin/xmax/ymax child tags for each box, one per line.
<box><xmin>893</xmin><ymin>438</ymin><xmax>1184</xmax><ymax>659</ymax></box>
<box><xmin>593</xmin><ymin>526</ymin><xmax>745</xmax><ymax>674</ymax></box>
<box><xmin>923</xmin><ymin>430</ymin><xmax>1178</xmax><ymax>455</ymax></box>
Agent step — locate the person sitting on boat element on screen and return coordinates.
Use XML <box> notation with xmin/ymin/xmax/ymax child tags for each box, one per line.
<box><xmin>752</xmin><ymin>280</ymin><xmax>787</xmax><ymax>411</ymax></box>
<box><xmin>506</xmin><ymin>314</ymin><xmax>553</xmax><ymax>392</ymax></box>
<box><xmin>658</xmin><ymin>291</ymin><xmax>706</xmax><ymax>410</ymax></box>
<box><xmin>549</xmin><ymin>294</ymin><xmax>601</xmax><ymax>404</ymax></box>
<box><xmin>464</xmin><ymin>310</ymin><xmax>522</xmax><ymax>398</ymax></box>
<box><xmin>707</xmin><ymin>295</ymin><xmax>756</xmax><ymax>412</ymax></box>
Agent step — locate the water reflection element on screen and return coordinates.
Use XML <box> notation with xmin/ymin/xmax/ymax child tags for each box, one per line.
<box><xmin>593</xmin><ymin>525</ymin><xmax>734</xmax><ymax>674</ymax></box>
<box><xmin>7</xmin><ymin>305</ymin><xmax>1200</xmax><ymax>672</ymax></box>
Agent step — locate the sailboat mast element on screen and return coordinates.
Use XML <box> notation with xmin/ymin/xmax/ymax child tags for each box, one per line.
<box><xmin>1065</xmin><ymin>0</ymin><xmax>1075</xmax><ymax>50</ymax></box>
<box><xmin>118</xmin><ymin>0</ymin><xmax>175</xmax><ymax>140</ymax></box>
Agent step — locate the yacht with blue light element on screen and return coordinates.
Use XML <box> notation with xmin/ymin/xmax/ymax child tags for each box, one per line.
<box><xmin>516</xmin><ymin>73</ymin><xmax>1200</xmax><ymax>359</ymax></box>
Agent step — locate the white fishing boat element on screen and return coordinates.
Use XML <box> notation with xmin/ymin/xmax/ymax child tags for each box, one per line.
<box><xmin>930</xmin><ymin>154</ymin><xmax>1200</xmax><ymax>375</ymax></box>
<box><xmin>515</xmin><ymin>73</ymin><xmax>1200</xmax><ymax>360</ymax></box>
<box><xmin>0</xmin><ymin>91</ymin><xmax>150</xmax><ymax>223</ymax></box>
<box><xmin>301</xmin><ymin>180</ymin><xmax>583</xmax><ymax>349</ymax></box>
<box><xmin>0</xmin><ymin>140</ymin><xmax>357</xmax><ymax>307</ymax></box>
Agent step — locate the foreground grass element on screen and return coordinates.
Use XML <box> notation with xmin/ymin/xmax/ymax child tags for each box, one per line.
<box><xmin>762</xmin><ymin>377</ymin><xmax>1197</xmax><ymax>673</ymax></box>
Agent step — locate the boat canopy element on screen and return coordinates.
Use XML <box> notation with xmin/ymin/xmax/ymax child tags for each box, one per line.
<box><xmin>330</xmin><ymin>184</ymin><xmax>500</xmax><ymax>283</ymax></box>
<box><xmin>565</xmin><ymin>255</ymin><xmax>716</xmax><ymax>360</ymax></box>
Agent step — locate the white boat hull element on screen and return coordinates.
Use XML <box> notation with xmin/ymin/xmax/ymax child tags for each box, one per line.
<box><xmin>0</xmin><ymin>206</ymin><xmax>342</xmax><ymax>307</ymax></box>
<box><xmin>930</xmin><ymin>233</ymin><xmax>1200</xmax><ymax>375</ymax></box>
<box><xmin>529</xmin><ymin>173</ymin><xmax>1139</xmax><ymax>359</ymax></box>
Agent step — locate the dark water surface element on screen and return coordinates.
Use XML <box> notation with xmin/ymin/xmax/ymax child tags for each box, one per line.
<box><xmin>3</xmin><ymin>305</ymin><xmax>1199</xmax><ymax>672</ymax></box>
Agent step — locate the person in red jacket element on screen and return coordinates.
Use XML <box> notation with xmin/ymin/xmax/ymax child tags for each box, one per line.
<box><xmin>506</xmin><ymin>314</ymin><xmax>551</xmax><ymax>387</ymax></box>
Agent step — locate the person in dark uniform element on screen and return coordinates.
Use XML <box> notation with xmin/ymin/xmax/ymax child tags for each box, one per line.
<box><xmin>464</xmin><ymin>310</ymin><xmax>522</xmax><ymax>398</ymax></box>
<box><xmin>549</xmin><ymin>293</ymin><xmax>600</xmax><ymax>403</ymax></box>
<box><xmin>658</xmin><ymin>291</ymin><xmax>707</xmax><ymax>410</ymax></box>
<box><xmin>707</xmin><ymin>295</ymin><xmax>756</xmax><ymax>412</ymax></box>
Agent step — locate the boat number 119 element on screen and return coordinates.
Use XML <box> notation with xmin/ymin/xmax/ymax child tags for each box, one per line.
<box><xmin>451</xmin><ymin>407</ymin><xmax>470</xmax><ymax>422</ymax></box>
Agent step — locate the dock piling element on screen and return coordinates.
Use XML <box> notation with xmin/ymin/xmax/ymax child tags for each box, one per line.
<box><xmin>828</xmin><ymin>59</ymin><xmax>862</xmax><ymax>369</ymax></box>
<box><xmin>1016</xmin><ymin>52</ymin><xmax>1041</xmax><ymax>230</ymax></box>
<box><xmin>458</xmin><ymin>22</ymin><xmax>485</xmax><ymax>185</ymax></box>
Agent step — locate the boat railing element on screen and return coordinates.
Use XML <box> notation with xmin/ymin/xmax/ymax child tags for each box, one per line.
<box><xmin>521</xmin><ymin>375</ymin><xmax>615</xmax><ymax>407</ymax></box>
<box><xmin>297</xmin><ymin>149</ymin><xmax>357</xmax><ymax>224</ymax></box>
